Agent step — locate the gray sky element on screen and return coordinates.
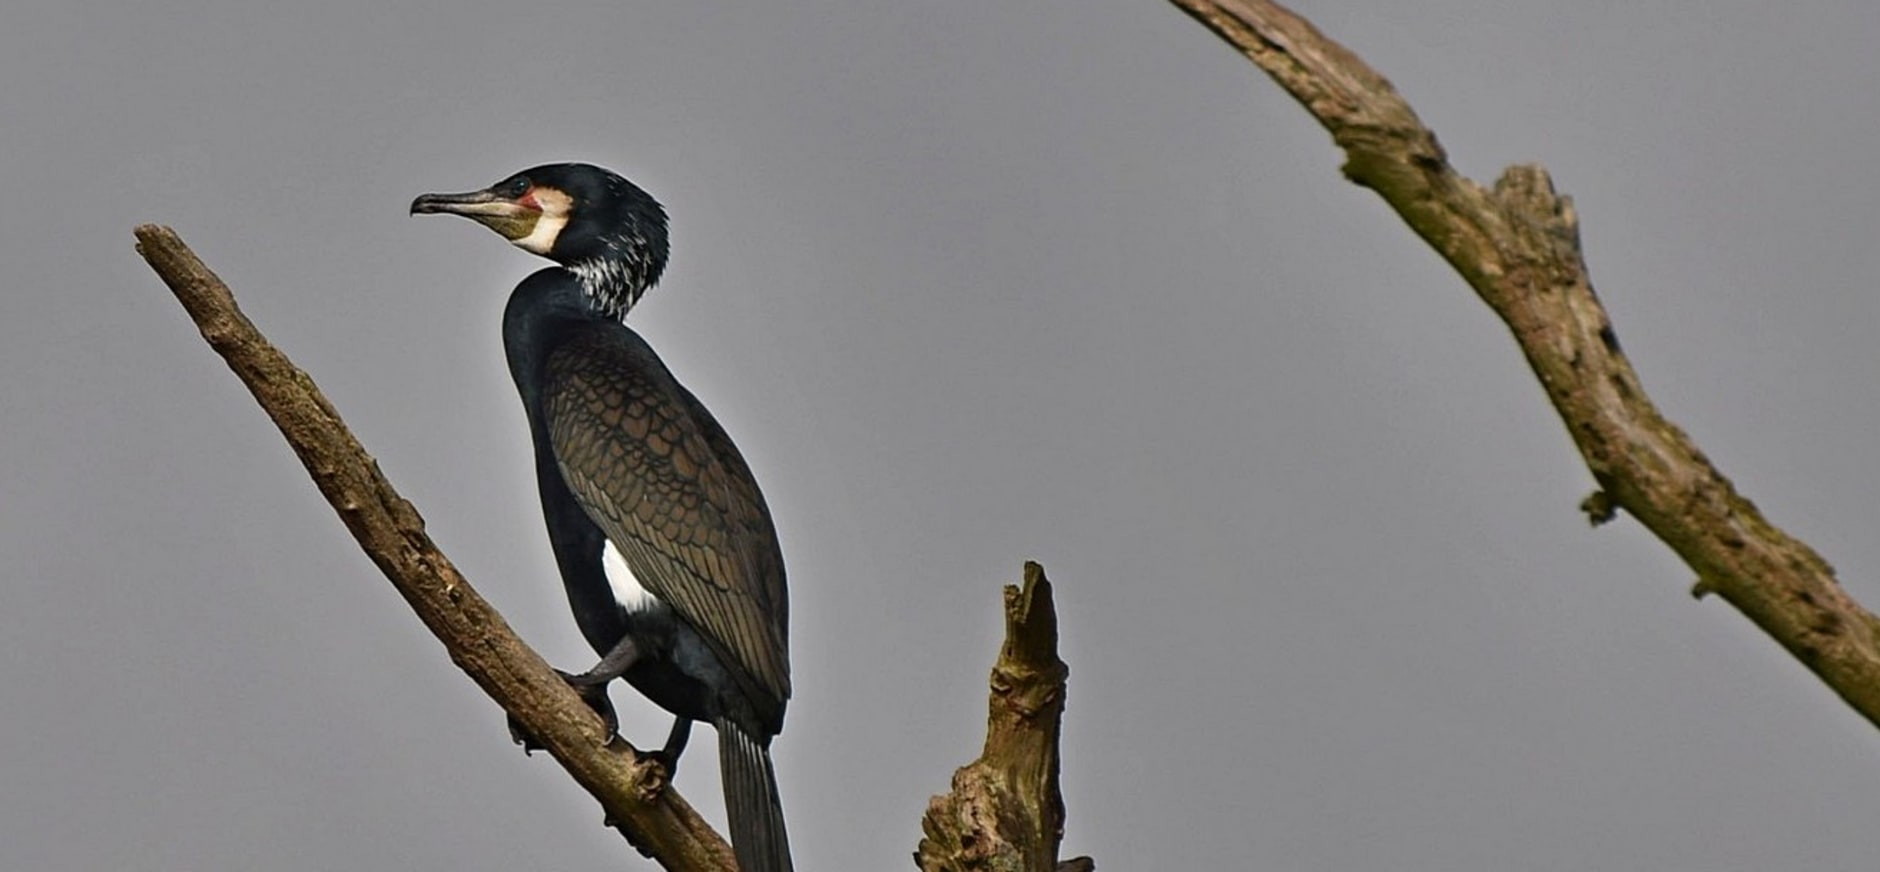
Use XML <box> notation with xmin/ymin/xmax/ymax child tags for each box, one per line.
<box><xmin>7</xmin><ymin>2</ymin><xmax>1880</xmax><ymax>869</ymax></box>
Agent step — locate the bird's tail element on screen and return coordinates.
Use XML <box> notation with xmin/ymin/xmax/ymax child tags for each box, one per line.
<box><xmin>715</xmin><ymin>717</ymin><xmax>793</xmax><ymax>872</ymax></box>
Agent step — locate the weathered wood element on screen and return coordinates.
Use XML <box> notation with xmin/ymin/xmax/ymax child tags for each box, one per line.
<box><xmin>134</xmin><ymin>224</ymin><xmax>736</xmax><ymax>871</ymax></box>
<box><xmin>918</xmin><ymin>563</ymin><xmax>1089</xmax><ymax>872</ymax></box>
<box><xmin>1165</xmin><ymin>0</ymin><xmax>1880</xmax><ymax>724</ymax></box>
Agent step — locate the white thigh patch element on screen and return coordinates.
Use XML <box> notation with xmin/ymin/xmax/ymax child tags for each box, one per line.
<box><xmin>601</xmin><ymin>540</ymin><xmax>663</xmax><ymax>613</ymax></box>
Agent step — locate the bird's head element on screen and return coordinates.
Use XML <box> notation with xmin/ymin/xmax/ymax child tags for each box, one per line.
<box><xmin>411</xmin><ymin>162</ymin><xmax>669</xmax><ymax>318</ymax></box>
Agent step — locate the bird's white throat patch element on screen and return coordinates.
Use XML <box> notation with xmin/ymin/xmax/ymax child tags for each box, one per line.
<box><xmin>601</xmin><ymin>540</ymin><xmax>663</xmax><ymax>613</ymax></box>
<box><xmin>511</xmin><ymin>186</ymin><xmax>573</xmax><ymax>256</ymax></box>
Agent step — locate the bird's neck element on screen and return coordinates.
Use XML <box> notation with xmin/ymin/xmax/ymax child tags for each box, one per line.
<box><xmin>567</xmin><ymin>253</ymin><xmax>657</xmax><ymax>321</ymax></box>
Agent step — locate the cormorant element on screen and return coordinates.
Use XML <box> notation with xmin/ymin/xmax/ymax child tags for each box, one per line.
<box><xmin>412</xmin><ymin>163</ymin><xmax>793</xmax><ymax>872</ymax></box>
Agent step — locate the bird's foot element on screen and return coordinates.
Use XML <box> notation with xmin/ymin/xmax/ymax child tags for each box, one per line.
<box><xmin>627</xmin><ymin>718</ymin><xmax>690</xmax><ymax>798</ymax></box>
<box><xmin>641</xmin><ymin>744</ymin><xmax>679</xmax><ymax>778</ymax></box>
<box><xmin>507</xmin><ymin>711</ymin><xmax>545</xmax><ymax>755</ymax></box>
<box><xmin>507</xmin><ymin>669</ymin><xmax>620</xmax><ymax>754</ymax></box>
<box><xmin>631</xmin><ymin>746</ymin><xmax>675</xmax><ymax>800</ymax></box>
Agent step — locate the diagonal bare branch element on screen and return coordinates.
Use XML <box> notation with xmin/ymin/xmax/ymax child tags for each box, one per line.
<box><xmin>133</xmin><ymin>224</ymin><xmax>736</xmax><ymax>871</ymax></box>
<box><xmin>1164</xmin><ymin>0</ymin><xmax>1880</xmax><ymax>725</ymax></box>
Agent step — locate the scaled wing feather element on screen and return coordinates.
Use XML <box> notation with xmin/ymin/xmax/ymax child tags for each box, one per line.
<box><xmin>544</xmin><ymin>327</ymin><xmax>790</xmax><ymax>706</ymax></box>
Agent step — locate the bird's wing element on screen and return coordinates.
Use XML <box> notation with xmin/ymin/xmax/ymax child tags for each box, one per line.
<box><xmin>542</xmin><ymin>325</ymin><xmax>790</xmax><ymax>705</ymax></box>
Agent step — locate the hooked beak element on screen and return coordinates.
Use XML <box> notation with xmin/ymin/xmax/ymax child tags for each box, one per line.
<box><xmin>409</xmin><ymin>187</ymin><xmax>541</xmax><ymax>242</ymax></box>
<box><xmin>410</xmin><ymin>187</ymin><xmax>517</xmax><ymax>216</ymax></box>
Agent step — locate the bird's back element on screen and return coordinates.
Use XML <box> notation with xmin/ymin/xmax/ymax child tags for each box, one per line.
<box><xmin>541</xmin><ymin>320</ymin><xmax>791</xmax><ymax>723</ymax></box>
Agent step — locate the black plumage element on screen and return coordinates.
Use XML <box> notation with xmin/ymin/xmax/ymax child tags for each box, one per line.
<box><xmin>413</xmin><ymin>163</ymin><xmax>792</xmax><ymax>872</ymax></box>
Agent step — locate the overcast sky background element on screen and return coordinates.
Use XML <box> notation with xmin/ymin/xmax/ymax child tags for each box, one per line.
<box><xmin>7</xmin><ymin>2</ymin><xmax>1880</xmax><ymax>870</ymax></box>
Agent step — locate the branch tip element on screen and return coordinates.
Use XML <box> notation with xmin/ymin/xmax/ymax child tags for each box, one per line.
<box><xmin>917</xmin><ymin>562</ymin><xmax>1078</xmax><ymax>872</ymax></box>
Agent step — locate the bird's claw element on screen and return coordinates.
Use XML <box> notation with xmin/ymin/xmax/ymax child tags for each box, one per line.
<box><xmin>506</xmin><ymin>670</ymin><xmax>620</xmax><ymax>753</ymax></box>
<box><xmin>641</xmin><ymin>744</ymin><xmax>680</xmax><ymax>776</ymax></box>
<box><xmin>508</xmin><ymin>712</ymin><xmax>546</xmax><ymax>755</ymax></box>
<box><xmin>632</xmin><ymin>746</ymin><xmax>675</xmax><ymax>800</ymax></box>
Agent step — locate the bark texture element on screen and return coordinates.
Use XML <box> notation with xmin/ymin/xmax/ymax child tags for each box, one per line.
<box><xmin>1165</xmin><ymin>0</ymin><xmax>1880</xmax><ymax>723</ymax></box>
<box><xmin>134</xmin><ymin>225</ymin><xmax>737</xmax><ymax>871</ymax></box>
<box><xmin>917</xmin><ymin>563</ymin><xmax>1091</xmax><ymax>872</ymax></box>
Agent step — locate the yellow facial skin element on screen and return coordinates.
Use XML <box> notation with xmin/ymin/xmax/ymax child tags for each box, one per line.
<box><xmin>511</xmin><ymin>187</ymin><xmax>572</xmax><ymax>256</ymax></box>
<box><xmin>410</xmin><ymin>184</ymin><xmax>573</xmax><ymax>256</ymax></box>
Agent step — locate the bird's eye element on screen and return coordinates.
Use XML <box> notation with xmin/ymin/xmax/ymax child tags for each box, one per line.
<box><xmin>504</xmin><ymin>177</ymin><xmax>531</xmax><ymax>198</ymax></box>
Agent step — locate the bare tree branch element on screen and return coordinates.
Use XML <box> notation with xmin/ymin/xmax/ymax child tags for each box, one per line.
<box><xmin>1164</xmin><ymin>0</ymin><xmax>1880</xmax><ymax>724</ymax></box>
<box><xmin>133</xmin><ymin>224</ymin><xmax>737</xmax><ymax>871</ymax></box>
<box><xmin>917</xmin><ymin>562</ymin><xmax>1091</xmax><ymax>872</ymax></box>
<box><xmin>137</xmin><ymin>225</ymin><xmax>1096</xmax><ymax>871</ymax></box>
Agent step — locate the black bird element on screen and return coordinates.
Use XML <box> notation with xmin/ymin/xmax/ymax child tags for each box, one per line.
<box><xmin>412</xmin><ymin>163</ymin><xmax>792</xmax><ymax>872</ymax></box>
